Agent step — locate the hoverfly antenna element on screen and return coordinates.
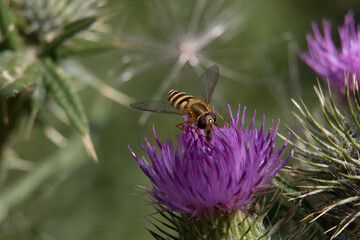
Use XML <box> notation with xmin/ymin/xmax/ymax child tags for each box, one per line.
<box><xmin>215</xmin><ymin>110</ymin><xmax>228</xmax><ymax>126</ymax></box>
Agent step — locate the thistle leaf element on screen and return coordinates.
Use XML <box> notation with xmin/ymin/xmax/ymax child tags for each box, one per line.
<box><xmin>0</xmin><ymin>73</ymin><xmax>33</xmax><ymax>98</ymax></box>
<box><xmin>0</xmin><ymin>0</ymin><xmax>21</xmax><ymax>50</ymax></box>
<box><xmin>43</xmin><ymin>69</ymin><xmax>85</xmax><ymax>132</ymax></box>
<box><xmin>0</xmin><ymin>51</ymin><xmax>38</xmax><ymax>98</ymax></box>
<box><xmin>40</xmin><ymin>15</ymin><xmax>97</xmax><ymax>57</ymax></box>
<box><xmin>291</xmin><ymin>78</ymin><xmax>360</xmax><ymax>238</ymax></box>
<box><xmin>26</xmin><ymin>75</ymin><xmax>46</xmax><ymax>137</ymax></box>
<box><xmin>43</xmin><ymin>58</ymin><xmax>88</xmax><ymax>129</ymax></box>
<box><xmin>40</xmin><ymin>58</ymin><xmax>98</xmax><ymax>162</ymax></box>
<box><xmin>331</xmin><ymin>210</ymin><xmax>360</xmax><ymax>239</ymax></box>
<box><xmin>310</xmin><ymin>196</ymin><xmax>360</xmax><ymax>223</ymax></box>
<box><xmin>58</xmin><ymin>39</ymin><xmax>123</xmax><ymax>57</ymax></box>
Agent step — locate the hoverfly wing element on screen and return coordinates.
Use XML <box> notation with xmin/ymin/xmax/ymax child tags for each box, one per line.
<box><xmin>196</xmin><ymin>65</ymin><xmax>219</xmax><ymax>105</ymax></box>
<box><xmin>130</xmin><ymin>100</ymin><xmax>183</xmax><ymax>115</ymax></box>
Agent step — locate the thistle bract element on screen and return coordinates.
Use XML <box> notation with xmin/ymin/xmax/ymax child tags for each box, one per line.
<box><xmin>300</xmin><ymin>11</ymin><xmax>360</xmax><ymax>93</ymax></box>
<box><xmin>129</xmin><ymin>105</ymin><xmax>294</xmax><ymax>217</ymax></box>
<box><xmin>290</xmin><ymin>78</ymin><xmax>360</xmax><ymax>239</ymax></box>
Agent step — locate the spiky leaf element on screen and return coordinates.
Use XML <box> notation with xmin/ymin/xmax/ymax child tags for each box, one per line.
<box><xmin>0</xmin><ymin>51</ymin><xmax>37</xmax><ymax>98</ymax></box>
<box><xmin>290</xmin><ymin>78</ymin><xmax>360</xmax><ymax>239</ymax></box>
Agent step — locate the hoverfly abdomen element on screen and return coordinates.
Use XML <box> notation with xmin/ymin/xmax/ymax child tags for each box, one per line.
<box><xmin>168</xmin><ymin>90</ymin><xmax>196</xmax><ymax>111</ymax></box>
<box><xmin>168</xmin><ymin>89</ymin><xmax>214</xmax><ymax>130</ymax></box>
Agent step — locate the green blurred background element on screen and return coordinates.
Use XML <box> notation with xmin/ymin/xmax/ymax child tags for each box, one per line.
<box><xmin>3</xmin><ymin>0</ymin><xmax>360</xmax><ymax>239</ymax></box>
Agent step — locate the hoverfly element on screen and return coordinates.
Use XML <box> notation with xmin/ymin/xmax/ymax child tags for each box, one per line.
<box><xmin>130</xmin><ymin>65</ymin><xmax>225</xmax><ymax>140</ymax></box>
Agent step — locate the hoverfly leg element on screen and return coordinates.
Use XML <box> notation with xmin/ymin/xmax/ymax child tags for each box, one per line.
<box><xmin>176</xmin><ymin>120</ymin><xmax>196</xmax><ymax>137</ymax></box>
<box><xmin>194</xmin><ymin>128</ymin><xmax>208</xmax><ymax>140</ymax></box>
<box><xmin>205</xmin><ymin>130</ymin><xmax>212</xmax><ymax>141</ymax></box>
<box><xmin>192</xmin><ymin>128</ymin><xmax>211</xmax><ymax>143</ymax></box>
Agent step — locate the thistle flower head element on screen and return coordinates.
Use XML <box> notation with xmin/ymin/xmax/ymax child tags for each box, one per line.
<box><xmin>299</xmin><ymin>11</ymin><xmax>360</xmax><ymax>93</ymax></box>
<box><xmin>129</xmin><ymin>105</ymin><xmax>294</xmax><ymax>217</ymax></box>
<box><xmin>291</xmin><ymin>78</ymin><xmax>360</xmax><ymax>239</ymax></box>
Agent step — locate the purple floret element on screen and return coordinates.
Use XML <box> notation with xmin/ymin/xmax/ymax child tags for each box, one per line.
<box><xmin>129</xmin><ymin>105</ymin><xmax>295</xmax><ymax>217</ymax></box>
<box><xmin>300</xmin><ymin>11</ymin><xmax>360</xmax><ymax>93</ymax></box>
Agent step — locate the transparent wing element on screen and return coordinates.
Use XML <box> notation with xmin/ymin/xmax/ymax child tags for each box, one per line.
<box><xmin>196</xmin><ymin>65</ymin><xmax>219</xmax><ymax>105</ymax></box>
<box><xmin>130</xmin><ymin>100</ymin><xmax>183</xmax><ymax>115</ymax></box>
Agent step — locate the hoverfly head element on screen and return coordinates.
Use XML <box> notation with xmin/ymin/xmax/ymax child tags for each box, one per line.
<box><xmin>197</xmin><ymin>112</ymin><xmax>216</xmax><ymax>131</ymax></box>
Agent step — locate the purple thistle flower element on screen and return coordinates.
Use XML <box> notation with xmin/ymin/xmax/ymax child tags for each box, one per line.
<box><xmin>299</xmin><ymin>11</ymin><xmax>360</xmax><ymax>92</ymax></box>
<box><xmin>129</xmin><ymin>105</ymin><xmax>295</xmax><ymax>217</ymax></box>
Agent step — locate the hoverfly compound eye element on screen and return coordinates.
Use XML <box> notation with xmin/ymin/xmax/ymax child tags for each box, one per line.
<box><xmin>209</xmin><ymin>112</ymin><xmax>216</xmax><ymax>122</ymax></box>
<box><xmin>197</xmin><ymin>115</ymin><xmax>207</xmax><ymax>129</ymax></box>
<box><xmin>204</xmin><ymin>113</ymin><xmax>216</xmax><ymax>131</ymax></box>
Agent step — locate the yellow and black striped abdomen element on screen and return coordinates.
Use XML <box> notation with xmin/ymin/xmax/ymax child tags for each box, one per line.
<box><xmin>168</xmin><ymin>89</ymin><xmax>196</xmax><ymax>112</ymax></box>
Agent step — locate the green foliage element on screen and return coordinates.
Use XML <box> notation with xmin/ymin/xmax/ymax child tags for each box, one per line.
<box><xmin>41</xmin><ymin>58</ymin><xmax>88</xmax><ymax>134</ymax></box>
<box><xmin>0</xmin><ymin>0</ymin><xmax>128</xmax><ymax>233</ymax></box>
<box><xmin>0</xmin><ymin>50</ymin><xmax>37</xmax><ymax>98</ymax></box>
<box><xmin>40</xmin><ymin>15</ymin><xmax>97</xmax><ymax>57</ymax></box>
<box><xmin>12</xmin><ymin>0</ymin><xmax>102</xmax><ymax>41</ymax></box>
<box><xmin>290</xmin><ymin>78</ymin><xmax>360</xmax><ymax>239</ymax></box>
<box><xmin>0</xmin><ymin>0</ymin><xmax>122</xmax><ymax>161</ymax></box>
<box><xmin>0</xmin><ymin>0</ymin><xmax>21</xmax><ymax>50</ymax></box>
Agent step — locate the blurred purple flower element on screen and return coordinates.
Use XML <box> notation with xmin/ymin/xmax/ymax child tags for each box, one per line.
<box><xmin>300</xmin><ymin>11</ymin><xmax>360</xmax><ymax>92</ymax></box>
<box><xmin>129</xmin><ymin>105</ymin><xmax>295</xmax><ymax>217</ymax></box>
